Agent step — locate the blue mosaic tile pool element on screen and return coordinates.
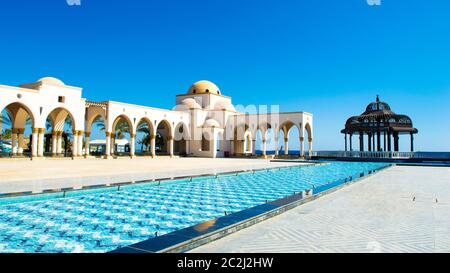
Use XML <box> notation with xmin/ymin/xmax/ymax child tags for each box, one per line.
<box><xmin>0</xmin><ymin>162</ymin><xmax>389</xmax><ymax>253</ymax></box>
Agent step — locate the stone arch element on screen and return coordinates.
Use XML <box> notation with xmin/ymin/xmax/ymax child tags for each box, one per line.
<box><xmin>156</xmin><ymin>119</ymin><xmax>173</xmax><ymax>155</ymax></box>
<box><xmin>44</xmin><ymin>107</ymin><xmax>77</xmax><ymax>157</ymax></box>
<box><xmin>174</xmin><ymin>121</ymin><xmax>189</xmax><ymax>155</ymax></box>
<box><xmin>111</xmin><ymin>115</ymin><xmax>133</xmax><ymax>156</ymax></box>
<box><xmin>134</xmin><ymin>117</ymin><xmax>155</xmax><ymax>155</ymax></box>
<box><xmin>1</xmin><ymin>102</ymin><xmax>36</xmax><ymax>129</ymax></box>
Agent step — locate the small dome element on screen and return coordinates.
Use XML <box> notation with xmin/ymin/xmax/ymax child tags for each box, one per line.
<box><xmin>214</xmin><ymin>100</ymin><xmax>235</xmax><ymax>112</ymax></box>
<box><xmin>203</xmin><ymin>118</ymin><xmax>221</xmax><ymax>128</ymax></box>
<box><xmin>175</xmin><ymin>98</ymin><xmax>202</xmax><ymax>110</ymax></box>
<box><xmin>38</xmin><ymin>77</ymin><xmax>65</xmax><ymax>86</ymax></box>
<box><xmin>188</xmin><ymin>80</ymin><xmax>221</xmax><ymax>95</ymax></box>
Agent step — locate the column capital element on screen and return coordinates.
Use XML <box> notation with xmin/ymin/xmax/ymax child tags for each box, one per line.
<box><xmin>11</xmin><ymin>128</ymin><xmax>19</xmax><ymax>134</ymax></box>
<box><xmin>52</xmin><ymin>131</ymin><xmax>58</xmax><ymax>136</ymax></box>
<box><xmin>85</xmin><ymin>132</ymin><xmax>91</xmax><ymax>138</ymax></box>
<box><xmin>167</xmin><ymin>135</ymin><xmax>174</xmax><ymax>141</ymax></box>
<box><xmin>77</xmin><ymin>130</ymin><xmax>84</xmax><ymax>136</ymax></box>
<box><xmin>300</xmin><ymin>137</ymin><xmax>305</xmax><ymax>142</ymax></box>
<box><xmin>38</xmin><ymin>128</ymin><xmax>45</xmax><ymax>134</ymax></box>
<box><xmin>105</xmin><ymin>132</ymin><xmax>112</xmax><ymax>137</ymax></box>
<box><xmin>32</xmin><ymin>128</ymin><xmax>39</xmax><ymax>134</ymax></box>
<box><xmin>262</xmin><ymin>139</ymin><xmax>266</xmax><ymax>143</ymax></box>
<box><xmin>308</xmin><ymin>138</ymin><xmax>313</xmax><ymax>142</ymax></box>
<box><xmin>57</xmin><ymin>131</ymin><xmax>64</xmax><ymax>136</ymax></box>
<box><xmin>130</xmin><ymin>133</ymin><xmax>136</xmax><ymax>138</ymax></box>
<box><xmin>150</xmin><ymin>135</ymin><xmax>156</xmax><ymax>140</ymax></box>
<box><xmin>17</xmin><ymin>128</ymin><xmax>25</xmax><ymax>134</ymax></box>
<box><xmin>284</xmin><ymin>138</ymin><xmax>289</xmax><ymax>142</ymax></box>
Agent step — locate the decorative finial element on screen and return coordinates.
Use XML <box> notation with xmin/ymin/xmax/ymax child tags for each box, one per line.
<box><xmin>376</xmin><ymin>95</ymin><xmax>380</xmax><ymax>102</ymax></box>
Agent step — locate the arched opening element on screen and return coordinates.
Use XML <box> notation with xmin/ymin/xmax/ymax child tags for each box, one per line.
<box><xmin>304</xmin><ymin>123</ymin><xmax>313</xmax><ymax>153</ymax></box>
<box><xmin>216</xmin><ymin>131</ymin><xmax>224</xmax><ymax>152</ymax></box>
<box><xmin>112</xmin><ymin>115</ymin><xmax>132</xmax><ymax>156</ymax></box>
<box><xmin>0</xmin><ymin>102</ymin><xmax>35</xmax><ymax>157</ymax></box>
<box><xmin>44</xmin><ymin>108</ymin><xmax>75</xmax><ymax>157</ymax></box>
<box><xmin>277</xmin><ymin>129</ymin><xmax>285</xmax><ymax>155</ymax></box>
<box><xmin>244</xmin><ymin>132</ymin><xmax>252</xmax><ymax>154</ymax></box>
<box><xmin>174</xmin><ymin>122</ymin><xmax>189</xmax><ymax>156</ymax></box>
<box><xmin>156</xmin><ymin>120</ymin><xmax>172</xmax><ymax>155</ymax></box>
<box><xmin>88</xmin><ymin>115</ymin><xmax>107</xmax><ymax>157</ymax></box>
<box><xmin>135</xmin><ymin>118</ymin><xmax>154</xmax><ymax>156</ymax></box>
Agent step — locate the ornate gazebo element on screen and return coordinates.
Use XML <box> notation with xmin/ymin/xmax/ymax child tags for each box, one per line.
<box><xmin>341</xmin><ymin>96</ymin><xmax>418</xmax><ymax>152</ymax></box>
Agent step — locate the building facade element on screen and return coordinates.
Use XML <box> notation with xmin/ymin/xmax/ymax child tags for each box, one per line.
<box><xmin>0</xmin><ymin>77</ymin><xmax>313</xmax><ymax>159</ymax></box>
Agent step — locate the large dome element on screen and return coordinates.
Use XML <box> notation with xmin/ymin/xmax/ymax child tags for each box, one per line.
<box><xmin>188</xmin><ymin>80</ymin><xmax>221</xmax><ymax>95</ymax></box>
<box><xmin>38</xmin><ymin>77</ymin><xmax>65</xmax><ymax>86</ymax></box>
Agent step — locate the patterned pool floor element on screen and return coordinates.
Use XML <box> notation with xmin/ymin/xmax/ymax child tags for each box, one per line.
<box><xmin>0</xmin><ymin>162</ymin><xmax>388</xmax><ymax>253</ymax></box>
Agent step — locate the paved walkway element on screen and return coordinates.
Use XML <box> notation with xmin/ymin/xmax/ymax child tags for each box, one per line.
<box><xmin>0</xmin><ymin>157</ymin><xmax>301</xmax><ymax>194</ymax></box>
<box><xmin>191</xmin><ymin>166</ymin><xmax>450</xmax><ymax>253</ymax></box>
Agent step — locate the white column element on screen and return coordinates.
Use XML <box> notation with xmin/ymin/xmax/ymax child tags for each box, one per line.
<box><xmin>105</xmin><ymin>132</ymin><xmax>111</xmax><ymax>158</ymax></box>
<box><xmin>168</xmin><ymin>136</ymin><xmax>174</xmax><ymax>157</ymax></box>
<box><xmin>274</xmin><ymin>138</ymin><xmax>279</xmax><ymax>156</ymax></box>
<box><xmin>52</xmin><ymin>131</ymin><xmax>58</xmax><ymax>156</ymax></box>
<box><xmin>251</xmin><ymin>139</ymin><xmax>256</xmax><ymax>156</ymax></box>
<box><xmin>85</xmin><ymin>132</ymin><xmax>90</xmax><ymax>157</ymax></box>
<box><xmin>77</xmin><ymin>132</ymin><xmax>83</xmax><ymax>157</ymax></box>
<box><xmin>130</xmin><ymin>134</ymin><xmax>136</xmax><ymax>158</ymax></box>
<box><xmin>11</xmin><ymin>129</ymin><xmax>17</xmax><ymax>155</ymax></box>
<box><xmin>262</xmin><ymin>139</ymin><xmax>267</xmax><ymax>157</ymax></box>
<box><xmin>72</xmin><ymin>130</ymin><xmax>78</xmax><ymax>157</ymax></box>
<box><xmin>31</xmin><ymin>128</ymin><xmax>38</xmax><ymax>158</ymax></box>
<box><xmin>300</xmin><ymin>137</ymin><xmax>305</xmax><ymax>157</ymax></box>
<box><xmin>284</xmin><ymin>137</ymin><xmax>289</xmax><ymax>155</ymax></box>
<box><xmin>38</xmin><ymin>128</ymin><xmax>45</xmax><ymax>157</ymax></box>
<box><xmin>110</xmin><ymin>136</ymin><xmax>115</xmax><ymax>155</ymax></box>
<box><xmin>308</xmin><ymin>138</ymin><xmax>313</xmax><ymax>154</ymax></box>
<box><xmin>150</xmin><ymin>135</ymin><xmax>156</xmax><ymax>157</ymax></box>
<box><xmin>56</xmin><ymin>132</ymin><xmax>63</xmax><ymax>155</ymax></box>
<box><xmin>230</xmin><ymin>140</ymin><xmax>235</xmax><ymax>156</ymax></box>
<box><xmin>17</xmin><ymin>128</ymin><xmax>25</xmax><ymax>155</ymax></box>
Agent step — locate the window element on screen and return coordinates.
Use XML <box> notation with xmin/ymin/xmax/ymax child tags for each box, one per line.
<box><xmin>58</xmin><ymin>96</ymin><xmax>65</xmax><ymax>103</ymax></box>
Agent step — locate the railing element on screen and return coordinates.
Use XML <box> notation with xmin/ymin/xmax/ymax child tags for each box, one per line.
<box><xmin>306</xmin><ymin>151</ymin><xmax>450</xmax><ymax>160</ymax></box>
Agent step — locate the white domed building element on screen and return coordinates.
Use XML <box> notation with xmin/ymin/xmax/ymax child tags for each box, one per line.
<box><xmin>0</xmin><ymin>78</ymin><xmax>313</xmax><ymax>159</ymax></box>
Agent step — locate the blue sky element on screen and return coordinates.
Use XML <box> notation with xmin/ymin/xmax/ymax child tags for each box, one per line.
<box><xmin>1</xmin><ymin>0</ymin><xmax>449</xmax><ymax>151</ymax></box>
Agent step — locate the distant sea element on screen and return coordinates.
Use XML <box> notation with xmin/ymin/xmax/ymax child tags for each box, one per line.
<box><xmin>255</xmin><ymin>150</ymin><xmax>301</xmax><ymax>155</ymax></box>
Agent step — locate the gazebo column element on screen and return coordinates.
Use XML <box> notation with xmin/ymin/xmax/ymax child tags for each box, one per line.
<box><xmin>349</xmin><ymin>134</ymin><xmax>353</xmax><ymax>151</ymax></box>
<box><xmin>359</xmin><ymin>132</ymin><xmax>364</xmax><ymax>152</ymax></box>
<box><xmin>150</xmin><ymin>135</ymin><xmax>156</xmax><ymax>157</ymax></box>
<box><xmin>284</xmin><ymin>137</ymin><xmax>289</xmax><ymax>155</ymax></box>
<box><xmin>410</xmin><ymin>132</ymin><xmax>414</xmax><ymax>152</ymax></box>
<box><xmin>387</xmin><ymin>131</ymin><xmax>392</xmax><ymax>152</ymax></box>
<box><xmin>105</xmin><ymin>132</ymin><xmax>111</xmax><ymax>158</ymax></box>
<box><xmin>344</xmin><ymin>133</ymin><xmax>348</xmax><ymax>152</ymax></box>
<box><xmin>84</xmin><ymin>132</ymin><xmax>91</xmax><ymax>157</ymax></box>
<box><xmin>393</xmin><ymin>132</ymin><xmax>399</xmax><ymax>152</ymax></box>
<box><xmin>377</xmin><ymin>131</ymin><xmax>381</xmax><ymax>151</ymax></box>
<box><xmin>31</xmin><ymin>128</ymin><xmax>38</xmax><ymax>158</ymax></box>
<box><xmin>299</xmin><ymin>137</ymin><xmax>304</xmax><ymax>157</ymax></box>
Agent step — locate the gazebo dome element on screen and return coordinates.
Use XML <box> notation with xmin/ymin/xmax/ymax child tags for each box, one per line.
<box><xmin>38</xmin><ymin>77</ymin><xmax>65</xmax><ymax>86</ymax></box>
<box><xmin>188</xmin><ymin>80</ymin><xmax>221</xmax><ymax>95</ymax></box>
<box><xmin>341</xmin><ymin>95</ymin><xmax>418</xmax><ymax>152</ymax></box>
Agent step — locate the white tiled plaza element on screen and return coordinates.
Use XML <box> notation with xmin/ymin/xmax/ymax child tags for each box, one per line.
<box><xmin>191</xmin><ymin>166</ymin><xmax>450</xmax><ymax>253</ymax></box>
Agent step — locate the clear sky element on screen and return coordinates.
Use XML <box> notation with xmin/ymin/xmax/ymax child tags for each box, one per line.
<box><xmin>1</xmin><ymin>0</ymin><xmax>449</xmax><ymax>151</ymax></box>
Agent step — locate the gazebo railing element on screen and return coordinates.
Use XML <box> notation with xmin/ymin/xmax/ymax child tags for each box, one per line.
<box><xmin>306</xmin><ymin>151</ymin><xmax>450</xmax><ymax>160</ymax></box>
